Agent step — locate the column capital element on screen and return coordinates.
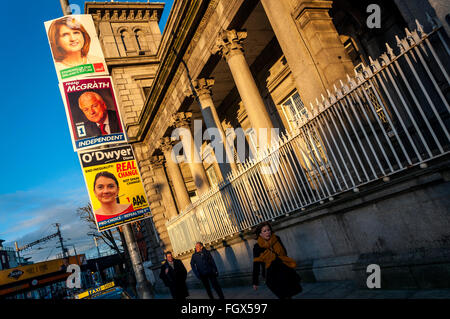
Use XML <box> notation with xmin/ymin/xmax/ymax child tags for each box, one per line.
<box><xmin>170</xmin><ymin>112</ymin><xmax>192</xmax><ymax>129</ymax></box>
<box><xmin>192</xmin><ymin>78</ymin><xmax>215</xmax><ymax>99</ymax></box>
<box><xmin>211</xmin><ymin>29</ymin><xmax>248</xmax><ymax>60</ymax></box>
<box><xmin>158</xmin><ymin>136</ymin><xmax>176</xmax><ymax>153</ymax></box>
<box><xmin>150</xmin><ymin>155</ymin><xmax>165</xmax><ymax>169</ymax></box>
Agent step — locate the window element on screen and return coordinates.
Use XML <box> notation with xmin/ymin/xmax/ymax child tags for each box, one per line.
<box><xmin>134</xmin><ymin>77</ymin><xmax>154</xmax><ymax>99</ymax></box>
<box><xmin>281</xmin><ymin>92</ymin><xmax>327</xmax><ymax>169</ymax></box>
<box><xmin>354</xmin><ymin>63</ymin><xmax>391</xmax><ymax>130</ymax></box>
<box><xmin>142</xmin><ymin>86</ymin><xmax>151</xmax><ymax>100</ymax></box>
<box><xmin>202</xmin><ymin>145</ymin><xmax>220</xmax><ymax>186</ymax></box>
<box><xmin>281</xmin><ymin>91</ymin><xmax>307</xmax><ymax>131</ymax></box>
<box><xmin>134</xmin><ymin>29</ymin><xmax>148</xmax><ymax>54</ymax></box>
<box><xmin>226</xmin><ymin>129</ymin><xmax>242</xmax><ymax>164</ymax></box>
<box><xmin>120</xmin><ymin>30</ymin><xmax>134</xmax><ymax>52</ymax></box>
<box><xmin>245</xmin><ymin>128</ymin><xmax>258</xmax><ymax>157</ymax></box>
<box><xmin>343</xmin><ymin>37</ymin><xmax>363</xmax><ymax>67</ymax></box>
<box><xmin>304</xmin><ymin>127</ymin><xmax>326</xmax><ymax>168</ymax></box>
<box><xmin>206</xmin><ymin>165</ymin><xmax>219</xmax><ymax>187</ymax></box>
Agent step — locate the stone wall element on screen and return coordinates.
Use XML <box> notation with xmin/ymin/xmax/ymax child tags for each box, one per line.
<box><xmin>111</xmin><ymin>64</ymin><xmax>158</xmax><ymax>132</ymax></box>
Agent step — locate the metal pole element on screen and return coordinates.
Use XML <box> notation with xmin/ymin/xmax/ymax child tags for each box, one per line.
<box><xmin>122</xmin><ymin>223</ymin><xmax>153</xmax><ymax>299</ymax></box>
<box><xmin>55</xmin><ymin>223</ymin><xmax>67</xmax><ymax>258</ymax></box>
<box><xmin>94</xmin><ymin>237</ymin><xmax>101</xmax><ymax>258</ymax></box>
<box><xmin>60</xmin><ymin>0</ymin><xmax>71</xmax><ymax>15</ymax></box>
<box><xmin>15</xmin><ymin>242</ymin><xmax>21</xmax><ymax>266</ymax></box>
<box><xmin>57</xmin><ymin>0</ymin><xmax>151</xmax><ymax>298</ymax></box>
<box><xmin>72</xmin><ymin>245</ymin><xmax>79</xmax><ymax>265</ymax></box>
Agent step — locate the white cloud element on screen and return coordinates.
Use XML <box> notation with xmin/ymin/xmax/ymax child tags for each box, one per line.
<box><xmin>0</xmin><ymin>179</ymin><xmax>104</xmax><ymax>263</ymax></box>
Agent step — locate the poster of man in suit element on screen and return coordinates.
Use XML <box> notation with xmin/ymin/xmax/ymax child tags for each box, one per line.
<box><xmin>59</xmin><ymin>76</ymin><xmax>127</xmax><ymax>151</ymax></box>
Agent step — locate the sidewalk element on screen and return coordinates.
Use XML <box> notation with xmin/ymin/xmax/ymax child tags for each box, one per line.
<box><xmin>153</xmin><ymin>280</ymin><xmax>450</xmax><ymax>299</ymax></box>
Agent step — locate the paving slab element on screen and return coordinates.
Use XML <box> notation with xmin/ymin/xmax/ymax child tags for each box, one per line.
<box><xmin>153</xmin><ymin>280</ymin><xmax>450</xmax><ymax>299</ymax></box>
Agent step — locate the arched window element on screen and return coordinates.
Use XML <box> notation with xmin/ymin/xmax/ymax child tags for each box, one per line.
<box><xmin>134</xmin><ymin>29</ymin><xmax>148</xmax><ymax>52</ymax></box>
<box><xmin>120</xmin><ymin>29</ymin><xmax>134</xmax><ymax>52</ymax></box>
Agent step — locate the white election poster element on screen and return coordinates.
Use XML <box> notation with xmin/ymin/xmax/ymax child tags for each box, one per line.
<box><xmin>44</xmin><ymin>14</ymin><xmax>108</xmax><ymax>81</ymax></box>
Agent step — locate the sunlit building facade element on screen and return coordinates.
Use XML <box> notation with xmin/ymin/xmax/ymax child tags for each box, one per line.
<box><xmin>85</xmin><ymin>0</ymin><xmax>450</xmax><ymax>290</ymax></box>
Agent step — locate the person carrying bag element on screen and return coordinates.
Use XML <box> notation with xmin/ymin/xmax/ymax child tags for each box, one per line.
<box><xmin>252</xmin><ymin>222</ymin><xmax>302</xmax><ymax>299</ymax></box>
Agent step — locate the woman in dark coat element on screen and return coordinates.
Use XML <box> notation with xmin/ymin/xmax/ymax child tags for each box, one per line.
<box><xmin>159</xmin><ymin>251</ymin><xmax>189</xmax><ymax>300</ymax></box>
<box><xmin>252</xmin><ymin>222</ymin><xmax>302</xmax><ymax>299</ymax></box>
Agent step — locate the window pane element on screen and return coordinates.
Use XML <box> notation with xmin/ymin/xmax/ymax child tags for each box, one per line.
<box><xmin>292</xmin><ymin>92</ymin><xmax>306</xmax><ymax>117</ymax></box>
<box><xmin>206</xmin><ymin>166</ymin><xmax>219</xmax><ymax>186</ymax></box>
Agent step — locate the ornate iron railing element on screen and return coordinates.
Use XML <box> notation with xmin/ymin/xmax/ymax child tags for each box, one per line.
<box><xmin>167</xmin><ymin>21</ymin><xmax>450</xmax><ymax>255</ymax></box>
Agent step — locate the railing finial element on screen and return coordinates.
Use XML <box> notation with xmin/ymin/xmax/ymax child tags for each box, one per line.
<box><xmin>346</xmin><ymin>73</ymin><xmax>356</xmax><ymax>89</ymax></box>
<box><xmin>395</xmin><ymin>35</ymin><xmax>407</xmax><ymax>53</ymax></box>
<box><xmin>321</xmin><ymin>93</ymin><xmax>330</xmax><ymax>110</ymax></box>
<box><xmin>354</xmin><ymin>69</ymin><xmax>364</xmax><ymax>84</ymax></box>
<box><xmin>385</xmin><ymin>43</ymin><xmax>395</xmax><ymax>59</ymax></box>
<box><xmin>370</xmin><ymin>57</ymin><xmax>382</xmax><ymax>72</ymax></box>
<box><xmin>415</xmin><ymin>19</ymin><xmax>425</xmax><ymax>38</ymax></box>
<box><xmin>363</xmin><ymin>64</ymin><xmax>373</xmax><ymax>78</ymax></box>
<box><xmin>404</xmin><ymin>28</ymin><xmax>416</xmax><ymax>45</ymax></box>
<box><xmin>333</xmin><ymin>84</ymin><xmax>342</xmax><ymax>100</ymax></box>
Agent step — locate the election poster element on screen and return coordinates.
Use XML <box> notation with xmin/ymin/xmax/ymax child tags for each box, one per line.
<box><xmin>59</xmin><ymin>76</ymin><xmax>127</xmax><ymax>151</ymax></box>
<box><xmin>44</xmin><ymin>14</ymin><xmax>108</xmax><ymax>81</ymax></box>
<box><xmin>78</xmin><ymin>145</ymin><xmax>152</xmax><ymax>232</ymax></box>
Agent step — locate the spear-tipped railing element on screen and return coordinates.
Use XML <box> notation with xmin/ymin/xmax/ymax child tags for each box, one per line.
<box><xmin>166</xmin><ymin>20</ymin><xmax>450</xmax><ymax>255</ymax></box>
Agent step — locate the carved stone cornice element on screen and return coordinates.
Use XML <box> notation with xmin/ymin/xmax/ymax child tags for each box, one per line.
<box><xmin>211</xmin><ymin>29</ymin><xmax>248</xmax><ymax>61</ymax></box>
<box><xmin>84</xmin><ymin>3</ymin><xmax>164</xmax><ymax>23</ymax></box>
<box><xmin>184</xmin><ymin>0</ymin><xmax>221</xmax><ymax>59</ymax></box>
<box><xmin>170</xmin><ymin>112</ymin><xmax>193</xmax><ymax>129</ymax></box>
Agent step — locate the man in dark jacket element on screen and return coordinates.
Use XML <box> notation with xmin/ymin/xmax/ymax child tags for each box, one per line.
<box><xmin>159</xmin><ymin>251</ymin><xmax>189</xmax><ymax>300</ymax></box>
<box><xmin>190</xmin><ymin>242</ymin><xmax>224</xmax><ymax>299</ymax></box>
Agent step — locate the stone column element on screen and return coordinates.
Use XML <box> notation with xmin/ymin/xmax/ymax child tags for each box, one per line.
<box><xmin>189</xmin><ymin>78</ymin><xmax>238</xmax><ymax>176</ymax></box>
<box><xmin>260</xmin><ymin>0</ymin><xmax>354</xmax><ymax>107</ymax></box>
<box><xmin>158</xmin><ymin>137</ymin><xmax>192</xmax><ymax>211</ymax></box>
<box><xmin>212</xmin><ymin>30</ymin><xmax>274</xmax><ymax>144</ymax></box>
<box><xmin>132</xmin><ymin>143</ymin><xmax>168</xmax><ymax>259</ymax></box>
<box><xmin>171</xmin><ymin>112</ymin><xmax>210</xmax><ymax>196</ymax></box>
<box><xmin>149</xmin><ymin>155</ymin><xmax>179</xmax><ymax>220</ymax></box>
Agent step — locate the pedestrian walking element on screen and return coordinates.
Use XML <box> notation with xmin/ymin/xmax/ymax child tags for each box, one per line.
<box><xmin>252</xmin><ymin>221</ymin><xmax>302</xmax><ymax>299</ymax></box>
<box><xmin>190</xmin><ymin>242</ymin><xmax>225</xmax><ymax>299</ymax></box>
<box><xmin>159</xmin><ymin>251</ymin><xmax>189</xmax><ymax>300</ymax></box>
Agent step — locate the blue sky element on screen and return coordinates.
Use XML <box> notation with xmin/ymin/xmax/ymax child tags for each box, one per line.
<box><xmin>0</xmin><ymin>0</ymin><xmax>173</xmax><ymax>262</ymax></box>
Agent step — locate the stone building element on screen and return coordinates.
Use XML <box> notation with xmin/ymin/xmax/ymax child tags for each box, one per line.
<box><xmin>85</xmin><ymin>0</ymin><xmax>450</xmax><ymax>292</ymax></box>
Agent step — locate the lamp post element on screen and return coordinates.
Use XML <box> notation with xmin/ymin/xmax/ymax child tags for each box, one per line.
<box><xmin>56</xmin><ymin>0</ymin><xmax>153</xmax><ymax>299</ymax></box>
<box><xmin>122</xmin><ymin>224</ymin><xmax>153</xmax><ymax>299</ymax></box>
<box><xmin>60</xmin><ymin>0</ymin><xmax>71</xmax><ymax>15</ymax></box>
<box><xmin>68</xmin><ymin>244</ymin><xmax>79</xmax><ymax>264</ymax></box>
<box><xmin>93</xmin><ymin>237</ymin><xmax>101</xmax><ymax>258</ymax></box>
